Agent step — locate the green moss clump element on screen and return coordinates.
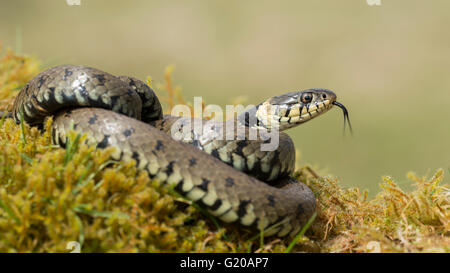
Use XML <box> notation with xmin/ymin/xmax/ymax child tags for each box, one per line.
<box><xmin>0</xmin><ymin>49</ymin><xmax>448</xmax><ymax>253</ymax></box>
<box><xmin>0</xmin><ymin>117</ymin><xmax>241</xmax><ymax>252</ymax></box>
<box><xmin>304</xmin><ymin>170</ymin><xmax>449</xmax><ymax>252</ymax></box>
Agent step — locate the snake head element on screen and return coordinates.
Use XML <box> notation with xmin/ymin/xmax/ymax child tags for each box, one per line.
<box><xmin>255</xmin><ymin>88</ymin><xmax>341</xmax><ymax>130</ymax></box>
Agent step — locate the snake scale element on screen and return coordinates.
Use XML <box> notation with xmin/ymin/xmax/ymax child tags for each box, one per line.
<box><xmin>11</xmin><ymin>65</ymin><xmax>351</xmax><ymax>237</ymax></box>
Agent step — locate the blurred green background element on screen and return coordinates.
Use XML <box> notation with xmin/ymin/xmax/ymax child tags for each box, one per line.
<box><xmin>0</xmin><ymin>0</ymin><xmax>449</xmax><ymax>195</ymax></box>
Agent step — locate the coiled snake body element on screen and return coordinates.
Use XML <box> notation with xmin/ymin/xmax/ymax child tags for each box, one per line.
<box><xmin>12</xmin><ymin>65</ymin><xmax>350</xmax><ymax>237</ymax></box>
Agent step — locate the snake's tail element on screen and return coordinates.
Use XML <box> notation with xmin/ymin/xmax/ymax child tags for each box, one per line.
<box><xmin>332</xmin><ymin>101</ymin><xmax>353</xmax><ymax>136</ymax></box>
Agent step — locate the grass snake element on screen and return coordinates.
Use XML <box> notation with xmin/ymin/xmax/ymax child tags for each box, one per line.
<box><xmin>11</xmin><ymin>65</ymin><xmax>351</xmax><ymax>237</ymax></box>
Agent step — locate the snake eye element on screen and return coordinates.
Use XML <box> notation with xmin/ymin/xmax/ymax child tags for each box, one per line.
<box><xmin>322</xmin><ymin>94</ymin><xmax>327</xmax><ymax>99</ymax></box>
<box><xmin>300</xmin><ymin>93</ymin><xmax>313</xmax><ymax>103</ymax></box>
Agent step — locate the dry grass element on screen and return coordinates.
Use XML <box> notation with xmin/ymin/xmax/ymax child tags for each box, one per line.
<box><xmin>0</xmin><ymin>49</ymin><xmax>448</xmax><ymax>253</ymax></box>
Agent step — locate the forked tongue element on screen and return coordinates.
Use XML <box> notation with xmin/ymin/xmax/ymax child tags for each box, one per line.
<box><xmin>332</xmin><ymin>101</ymin><xmax>353</xmax><ymax>136</ymax></box>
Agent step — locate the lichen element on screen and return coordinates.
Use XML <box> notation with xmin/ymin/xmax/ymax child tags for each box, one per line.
<box><xmin>0</xmin><ymin>48</ymin><xmax>448</xmax><ymax>253</ymax></box>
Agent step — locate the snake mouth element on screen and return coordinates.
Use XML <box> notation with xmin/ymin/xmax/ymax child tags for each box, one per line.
<box><xmin>332</xmin><ymin>101</ymin><xmax>353</xmax><ymax>135</ymax></box>
<box><xmin>254</xmin><ymin>99</ymin><xmax>335</xmax><ymax>131</ymax></box>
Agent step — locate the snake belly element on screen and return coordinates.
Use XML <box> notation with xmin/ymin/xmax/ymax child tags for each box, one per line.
<box><xmin>12</xmin><ymin>65</ymin><xmax>318</xmax><ymax>237</ymax></box>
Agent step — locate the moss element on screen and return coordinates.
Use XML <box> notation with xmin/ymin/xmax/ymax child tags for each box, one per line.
<box><xmin>0</xmin><ymin>49</ymin><xmax>448</xmax><ymax>253</ymax></box>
